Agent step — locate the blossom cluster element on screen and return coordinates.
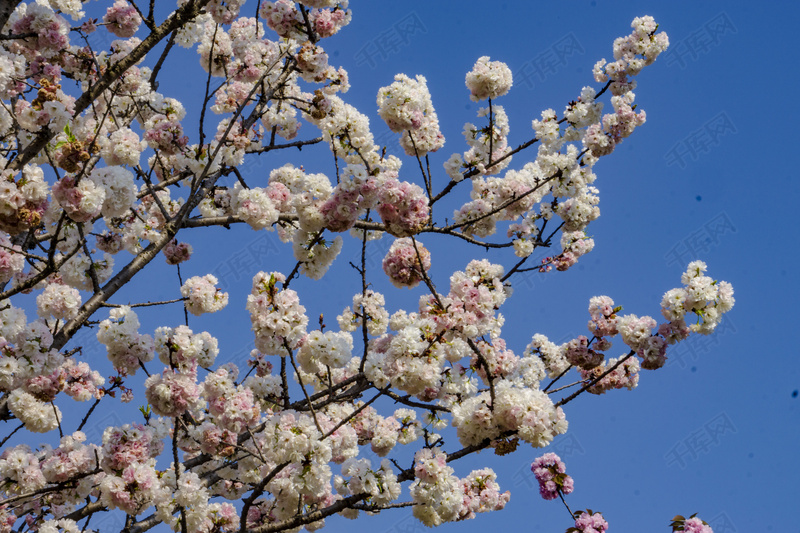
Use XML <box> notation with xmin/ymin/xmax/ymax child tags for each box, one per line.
<box><xmin>531</xmin><ymin>452</ymin><xmax>574</xmax><ymax>500</ymax></box>
<box><xmin>0</xmin><ymin>6</ymin><xmax>730</xmax><ymax>533</ymax></box>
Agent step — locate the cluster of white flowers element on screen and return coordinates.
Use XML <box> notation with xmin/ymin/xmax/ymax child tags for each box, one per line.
<box><xmin>96</xmin><ymin>306</ymin><xmax>155</xmax><ymax>376</ymax></box>
<box><xmin>154</xmin><ymin>325</ymin><xmax>219</xmax><ymax>370</ymax></box>
<box><xmin>293</xmin><ymin>232</ymin><xmax>343</xmax><ymax>280</ymax></box>
<box><xmin>89</xmin><ymin>166</ymin><xmax>137</xmax><ymax>219</ymax></box>
<box><xmin>180</xmin><ymin>274</ymin><xmax>229</xmax><ymax>316</ymax></box>
<box><xmin>247</xmin><ymin>271</ymin><xmax>309</xmax><ymax>354</ymax></box>
<box><xmin>100</xmin><ymin>127</ymin><xmax>146</xmax><ymax>166</ymax></box>
<box><xmin>337</xmin><ymin>290</ymin><xmax>389</xmax><ymax>336</ymax></box>
<box><xmin>297</xmin><ymin>329</ymin><xmax>353</xmax><ymax>374</ymax></box>
<box><xmin>661</xmin><ymin>260</ymin><xmax>735</xmax><ymax>334</ymax></box>
<box><xmin>335</xmin><ymin>457</ymin><xmax>401</xmax><ymax>505</ymax></box>
<box><xmin>465</xmin><ymin>56</ymin><xmax>513</xmax><ymax>101</ymax></box>
<box><xmin>377</xmin><ymin>74</ymin><xmax>445</xmax><ymax>157</ymax></box>
<box><xmin>7</xmin><ymin>389</ymin><xmax>62</xmax><ymax>433</ymax></box>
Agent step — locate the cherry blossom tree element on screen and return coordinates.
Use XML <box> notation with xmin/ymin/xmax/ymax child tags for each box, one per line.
<box><xmin>0</xmin><ymin>2</ymin><xmax>733</xmax><ymax>533</ymax></box>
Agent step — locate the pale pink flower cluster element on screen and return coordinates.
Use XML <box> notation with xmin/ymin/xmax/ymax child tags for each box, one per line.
<box><xmin>99</xmin><ymin>461</ymin><xmax>162</xmax><ymax>516</ymax></box>
<box><xmin>376</xmin><ymin>178</ymin><xmax>429</xmax><ymax>237</ymax></box>
<box><xmin>593</xmin><ymin>15</ymin><xmax>669</xmax><ymax>88</ymax></box>
<box><xmin>588</xmin><ymin>295</ymin><xmax>619</xmax><ymax>337</ymax></box>
<box><xmin>143</xmin><ymin>111</ymin><xmax>188</xmax><ymax>156</ymax></box>
<box><xmin>296</xmin><ymin>42</ymin><xmax>330</xmax><ymax>83</ymax></box>
<box><xmin>574</xmin><ymin>510</ymin><xmax>609</xmax><ymax>533</ymax></box>
<box><xmin>420</xmin><ymin>259</ymin><xmax>508</xmax><ymax>338</ymax></box>
<box><xmin>204</xmin><ymin>368</ymin><xmax>261</xmax><ymax>433</ymax></box>
<box><xmin>531</xmin><ymin>452</ymin><xmax>574</xmax><ymax>500</ymax></box>
<box><xmin>410</xmin><ymin>448</ymin><xmax>464</xmax><ymax>526</ymax></box>
<box><xmin>458</xmin><ymin>468</ymin><xmax>511</xmax><ymax>520</ymax></box>
<box><xmin>181</xmin><ymin>274</ymin><xmax>229</xmax><ymax>316</ymax></box>
<box><xmin>0</xmin><ymin>444</ymin><xmax>46</xmax><ymax>494</ymax></box>
<box><xmin>410</xmin><ymin>448</ymin><xmax>508</xmax><ymax>526</ymax></box>
<box><xmin>36</xmin><ymin>283</ymin><xmax>81</xmax><ymax>320</ymax></box>
<box><xmin>0</xmin><ymin>165</ymin><xmax>49</xmax><ymax>235</ymax></box>
<box><xmin>465</xmin><ymin>57</ymin><xmax>513</xmax><ymax>101</ymax></box>
<box><xmin>293</xmin><ymin>232</ymin><xmax>343</xmax><ymax>280</ymax></box>
<box><xmin>25</xmin><ymin>358</ymin><xmax>104</xmax><ymax>403</ymax></box>
<box><xmin>554</xmin><ymin>231</ymin><xmax>595</xmax><ymax>271</ymax></box>
<box><xmin>57</xmin><ymin>250</ymin><xmax>114</xmax><ymax>292</ymax></box>
<box><xmin>377</xmin><ymin>74</ymin><xmax>445</xmax><ymax>157</ymax></box>
<box><xmin>564</xmin><ymin>335</ymin><xmax>603</xmax><ymax>370</ymax></box>
<box><xmin>96</xmin><ymin>306</ymin><xmax>155</xmax><ymax>376</ymax></box>
<box><xmin>247</xmin><ymin>271</ymin><xmax>308</xmax><ymax>354</ymax></box>
<box><xmin>615</xmin><ymin>314</ymin><xmax>657</xmax><ymax>353</ymax></box>
<box><xmin>230</xmin><ymin>182</ymin><xmax>280</xmax><ymax>230</ymax></box>
<box><xmin>52</xmin><ymin>176</ymin><xmax>105</xmax><ymax>223</ymax></box>
<box><xmin>154</xmin><ymin>325</ymin><xmax>219</xmax><ymax>370</ymax></box>
<box><xmin>471</xmin><ymin>337</ymin><xmax>519</xmax><ymax>383</ymax></box>
<box><xmin>100</xmin><ymin>127</ymin><xmax>145</xmax><ymax>167</ymax></box>
<box><xmin>145</xmin><ymin>368</ymin><xmax>202</xmax><ymax>417</ymax></box>
<box><xmin>103</xmin><ymin>0</ymin><xmax>142</xmax><ymax>38</ymax></box>
<box><xmin>525</xmin><ymin>334</ymin><xmax>570</xmax><ymax>378</ymax></box>
<box><xmin>0</xmin><ymin>233</ymin><xmax>25</xmax><ymax>283</ymax></box>
<box><xmin>100</xmin><ymin>423</ymin><xmax>164</xmax><ymax>473</ymax></box>
<box><xmin>40</xmin><ymin>432</ymin><xmax>97</xmax><ymax>483</ymax></box>
<box><xmin>584</xmin><ymin>91</ymin><xmax>646</xmax><ymax>157</ymax></box>
<box><xmin>451</xmin><ymin>380</ymin><xmax>567</xmax><ymax>448</ymax></box>
<box><xmin>681</xmin><ymin>517</ymin><xmax>714</xmax><ymax>533</ymax></box>
<box><xmin>382</xmin><ymin>237</ymin><xmax>431</xmax><ymax>288</ymax></box>
<box><xmin>661</xmin><ymin>260</ymin><xmax>735</xmax><ymax>335</ymax></box>
<box><xmin>580</xmin><ymin>355</ymin><xmax>640</xmax><ymax>395</ymax></box>
<box><xmin>9</xmin><ymin>2</ymin><xmax>70</xmax><ymax>59</ymax></box>
<box><xmin>207</xmin><ymin>0</ymin><xmax>246</xmax><ymax>24</ymax></box>
<box><xmin>260</xmin><ymin>1</ymin><xmax>351</xmax><ymax>40</ymax></box>
<box><xmin>457</xmin><ymin>105</ymin><xmax>512</xmax><ymax>179</ymax></box>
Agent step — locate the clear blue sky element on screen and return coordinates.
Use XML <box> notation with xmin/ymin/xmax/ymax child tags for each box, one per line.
<box><xmin>8</xmin><ymin>1</ymin><xmax>799</xmax><ymax>532</ymax></box>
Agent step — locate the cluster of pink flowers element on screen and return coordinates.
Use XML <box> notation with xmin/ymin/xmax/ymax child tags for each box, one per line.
<box><xmin>376</xmin><ymin>178</ymin><xmax>430</xmax><ymax>237</ymax></box>
<box><xmin>382</xmin><ymin>237</ymin><xmax>431</xmax><ymax>288</ymax></box>
<box><xmin>564</xmin><ymin>335</ymin><xmax>604</xmax><ymax>370</ymax></box>
<box><xmin>9</xmin><ymin>2</ymin><xmax>70</xmax><ymax>59</ymax></box>
<box><xmin>52</xmin><ymin>176</ymin><xmax>105</xmax><ymax>223</ymax></box>
<box><xmin>154</xmin><ymin>325</ymin><xmax>218</xmax><ymax>370</ymax></box>
<box><xmin>36</xmin><ymin>282</ymin><xmax>81</xmax><ymax>320</ymax></box>
<box><xmin>573</xmin><ymin>510</ymin><xmax>609</xmax><ymax>533</ymax></box>
<box><xmin>531</xmin><ymin>452</ymin><xmax>574</xmax><ymax>500</ymax></box>
<box><xmin>162</xmin><ymin>239</ymin><xmax>193</xmax><ymax>264</ymax></box>
<box><xmin>101</xmin><ymin>423</ymin><xmax>163</xmax><ymax>472</ymax></box>
<box><xmin>103</xmin><ymin>0</ymin><xmax>142</xmax><ymax>38</ymax></box>
<box><xmin>0</xmin><ymin>233</ymin><xmax>24</xmax><ymax>283</ymax></box>
<box><xmin>144</xmin><ymin>368</ymin><xmax>201</xmax><ymax>418</ymax></box>
<box><xmin>458</xmin><ymin>468</ymin><xmax>511</xmax><ymax>520</ymax></box>
<box><xmin>580</xmin><ymin>354</ymin><xmax>640</xmax><ymax>394</ymax></box>
<box><xmin>203</xmin><ymin>368</ymin><xmax>260</xmax><ymax>433</ymax></box>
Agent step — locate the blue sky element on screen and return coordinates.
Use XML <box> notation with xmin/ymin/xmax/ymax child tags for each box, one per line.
<box><xmin>6</xmin><ymin>1</ymin><xmax>799</xmax><ymax>532</ymax></box>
